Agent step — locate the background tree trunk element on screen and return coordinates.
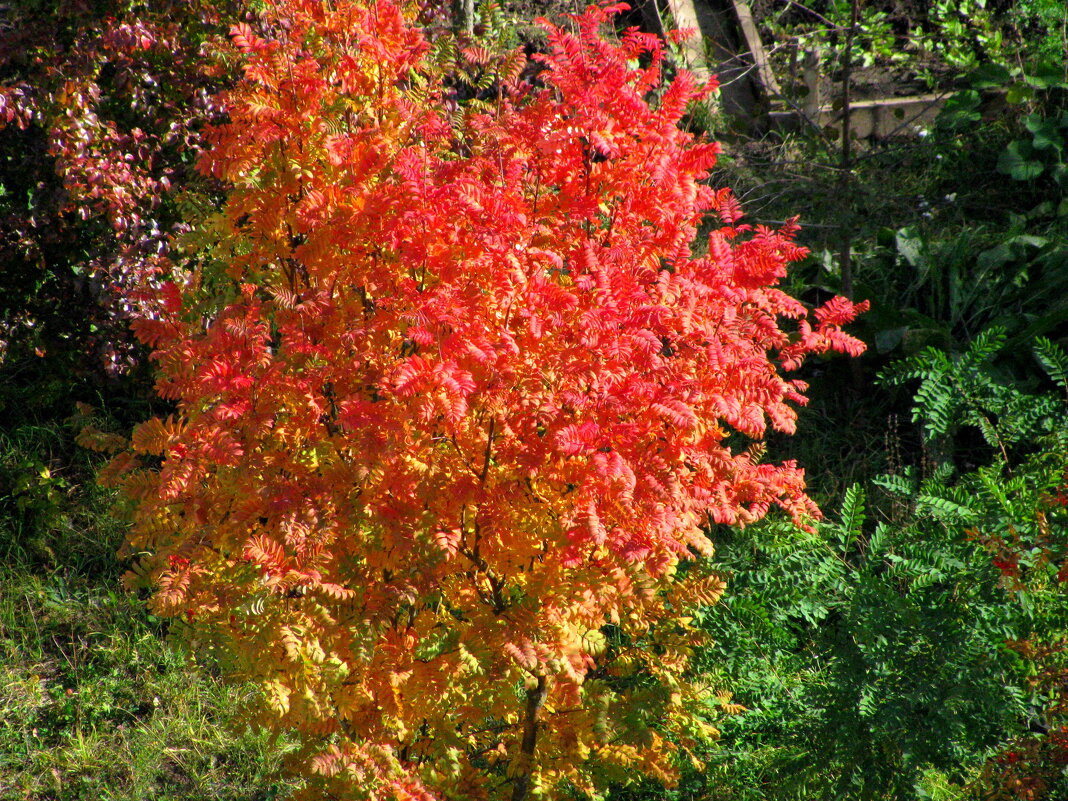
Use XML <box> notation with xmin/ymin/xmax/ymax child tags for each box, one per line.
<box><xmin>454</xmin><ymin>0</ymin><xmax>475</xmax><ymax>35</ymax></box>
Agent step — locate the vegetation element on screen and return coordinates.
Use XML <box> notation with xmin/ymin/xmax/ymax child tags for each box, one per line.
<box><xmin>102</xmin><ymin>3</ymin><xmax>865</xmax><ymax>797</ymax></box>
<box><xmin>0</xmin><ymin>417</ymin><xmax>295</xmax><ymax>800</ymax></box>
<box><xmin>1</xmin><ymin>0</ymin><xmax>1066</xmax><ymax>799</ymax></box>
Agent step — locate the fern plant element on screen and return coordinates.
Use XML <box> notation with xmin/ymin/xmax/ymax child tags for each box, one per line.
<box><xmin>681</xmin><ymin>330</ymin><xmax>1068</xmax><ymax>801</ymax></box>
<box><xmin>880</xmin><ymin>327</ymin><xmax>1065</xmax><ymax>468</ymax></box>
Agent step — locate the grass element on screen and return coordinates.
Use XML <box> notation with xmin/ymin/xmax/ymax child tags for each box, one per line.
<box><xmin>0</xmin><ymin>421</ymin><xmax>294</xmax><ymax>801</ymax></box>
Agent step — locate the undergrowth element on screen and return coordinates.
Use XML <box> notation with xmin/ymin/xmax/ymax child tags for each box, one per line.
<box><xmin>0</xmin><ymin>420</ymin><xmax>294</xmax><ymax>801</ymax></box>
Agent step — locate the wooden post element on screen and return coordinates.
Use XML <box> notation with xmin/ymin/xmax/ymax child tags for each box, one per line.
<box><xmin>802</xmin><ymin>47</ymin><xmax>821</xmax><ymax>121</ymax></box>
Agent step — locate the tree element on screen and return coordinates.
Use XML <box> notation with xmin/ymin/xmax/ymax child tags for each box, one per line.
<box><xmin>103</xmin><ymin>1</ymin><xmax>867</xmax><ymax>798</ymax></box>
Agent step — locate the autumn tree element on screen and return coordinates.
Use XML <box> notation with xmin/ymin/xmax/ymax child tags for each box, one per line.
<box><xmin>100</xmin><ymin>1</ymin><xmax>867</xmax><ymax>798</ymax></box>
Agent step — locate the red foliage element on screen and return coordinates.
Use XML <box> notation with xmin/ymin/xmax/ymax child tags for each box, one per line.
<box><xmin>973</xmin><ymin>470</ymin><xmax>1068</xmax><ymax>799</ymax></box>
<box><xmin>113</xmin><ymin>2</ymin><xmax>867</xmax><ymax>798</ymax></box>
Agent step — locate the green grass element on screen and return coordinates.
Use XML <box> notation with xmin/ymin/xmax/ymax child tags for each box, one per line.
<box><xmin>0</xmin><ymin>571</ymin><xmax>294</xmax><ymax>801</ymax></box>
<box><xmin>0</xmin><ymin>422</ymin><xmax>294</xmax><ymax>801</ymax></box>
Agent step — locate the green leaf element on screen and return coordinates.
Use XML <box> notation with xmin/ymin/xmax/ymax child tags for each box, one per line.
<box><xmin>1025</xmin><ymin>115</ymin><xmax>1065</xmax><ymax>153</ymax></box>
<box><xmin>968</xmin><ymin>62</ymin><xmax>1012</xmax><ymax>88</ymax></box>
<box><xmin>976</xmin><ymin>242</ymin><xmax>1013</xmax><ymax>272</ymax></box>
<box><xmin>895</xmin><ymin>227</ymin><xmax>926</xmax><ymax>268</ymax></box>
<box><xmin>838</xmin><ymin>484</ymin><xmax>867</xmax><ymax>542</ymax></box>
<box><xmin>997</xmin><ymin>140</ymin><xmax>1045</xmax><ymax>181</ymax></box>
<box><xmin>1023</xmin><ymin>62</ymin><xmax>1068</xmax><ymax>90</ymax></box>
<box><xmin>1006</xmin><ymin>83</ymin><xmax>1034</xmax><ymax>104</ymax></box>
<box><xmin>872</xmin><ymin>473</ymin><xmax>913</xmax><ymax>497</ymax></box>
<box><xmin>1024</xmin><ymin>114</ymin><xmax>1045</xmax><ymax>134</ymax></box>
<box><xmin>1033</xmin><ymin>338</ymin><xmax>1068</xmax><ymax>392</ymax></box>
<box><xmin>938</xmin><ymin>90</ymin><xmax>982</xmax><ymax>129</ymax></box>
<box><xmin>874</xmin><ymin>326</ymin><xmax>907</xmax><ymax>354</ymax></box>
<box><xmin>916</xmin><ymin>494</ymin><xmax>978</xmax><ymax>521</ymax></box>
<box><xmin>947</xmin><ymin>90</ymin><xmax>981</xmax><ymax>113</ymax></box>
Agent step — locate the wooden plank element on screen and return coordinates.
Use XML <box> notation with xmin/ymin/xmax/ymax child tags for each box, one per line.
<box><xmin>658</xmin><ymin>0</ymin><xmax>761</xmax><ymax>123</ymax></box>
<box><xmin>769</xmin><ymin>90</ymin><xmax>1006</xmax><ymax>140</ymax></box>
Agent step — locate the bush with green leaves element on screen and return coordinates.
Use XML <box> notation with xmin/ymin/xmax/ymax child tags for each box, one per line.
<box><xmin>670</xmin><ymin>330</ymin><xmax>1068</xmax><ymax>801</ymax></box>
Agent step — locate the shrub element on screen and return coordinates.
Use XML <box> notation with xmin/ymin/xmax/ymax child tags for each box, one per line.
<box><xmin>102</xmin><ymin>2</ymin><xmax>866</xmax><ymax>798</ymax></box>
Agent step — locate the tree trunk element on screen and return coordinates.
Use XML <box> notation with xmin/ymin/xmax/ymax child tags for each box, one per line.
<box><xmin>510</xmin><ymin>675</ymin><xmax>548</xmax><ymax>801</ymax></box>
<box><xmin>453</xmin><ymin>0</ymin><xmax>475</xmax><ymax>35</ymax></box>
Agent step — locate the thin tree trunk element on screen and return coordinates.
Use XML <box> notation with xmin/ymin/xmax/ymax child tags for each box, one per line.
<box><xmin>838</xmin><ymin>0</ymin><xmax>860</xmax><ymax>302</ymax></box>
<box><xmin>453</xmin><ymin>0</ymin><xmax>475</xmax><ymax>35</ymax></box>
<box><xmin>510</xmin><ymin>675</ymin><xmax>548</xmax><ymax>801</ymax></box>
<box><xmin>839</xmin><ymin>0</ymin><xmax>862</xmax><ymax>390</ymax></box>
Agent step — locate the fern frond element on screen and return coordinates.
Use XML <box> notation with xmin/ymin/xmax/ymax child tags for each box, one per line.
<box><xmin>1034</xmin><ymin>337</ymin><xmax>1068</xmax><ymax>394</ymax></box>
<box><xmin>837</xmin><ymin>484</ymin><xmax>866</xmax><ymax>551</ymax></box>
<box><xmin>964</xmin><ymin>326</ymin><xmax>1007</xmax><ymax>366</ymax></box>
<box><xmin>915</xmin><ymin>493</ymin><xmax>977</xmax><ymax>523</ymax></box>
<box><xmin>873</xmin><ymin>472</ymin><xmax>915</xmax><ymax>498</ymax></box>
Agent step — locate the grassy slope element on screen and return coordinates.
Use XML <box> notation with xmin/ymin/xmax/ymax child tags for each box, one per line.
<box><xmin>0</xmin><ymin>423</ymin><xmax>293</xmax><ymax>800</ymax></box>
